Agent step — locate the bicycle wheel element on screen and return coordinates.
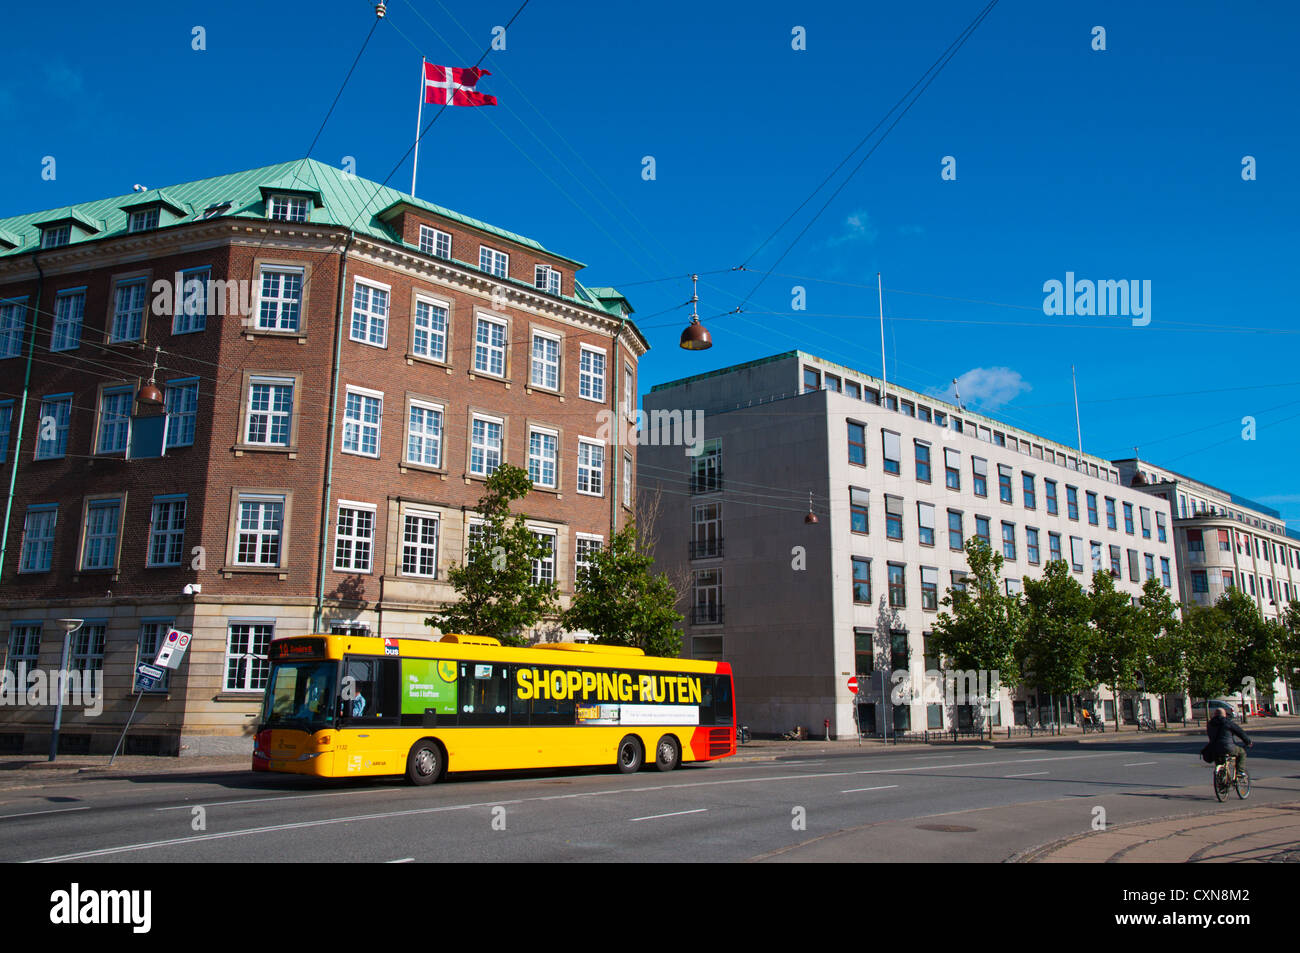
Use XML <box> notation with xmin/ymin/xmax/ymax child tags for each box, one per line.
<box><xmin>1213</xmin><ymin>766</ymin><xmax>1229</xmax><ymax>802</ymax></box>
<box><xmin>1236</xmin><ymin>771</ymin><xmax>1251</xmax><ymax>800</ymax></box>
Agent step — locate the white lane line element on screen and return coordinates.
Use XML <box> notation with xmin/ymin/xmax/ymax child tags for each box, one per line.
<box><xmin>387</xmin><ymin>857</ymin><xmax>414</xmax><ymax>863</ymax></box>
<box><xmin>156</xmin><ymin>789</ymin><xmax>377</xmax><ymax>811</ymax></box>
<box><xmin>0</xmin><ymin>806</ymin><xmax>91</xmax><ymax>821</ymax></box>
<box><xmin>1004</xmin><ymin>771</ymin><xmax>1048</xmax><ymax>778</ymax></box>
<box><xmin>629</xmin><ymin>808</ymin><xmax>708</xmax><ymax>822</ymax></box>
<box><xmin>29</xmin><ymin>752</ymin><xmax>1116</xmax><ymax>862</ymax></box>
<box><xmin>1123</xmin><ymin>761</ymin><xmax>1158</xmax><ymax>767</ymax></box>
<box><xmin>841</xmin><ymin>784</ymin><xmax>899</xmax><ymax>794</ymax></box>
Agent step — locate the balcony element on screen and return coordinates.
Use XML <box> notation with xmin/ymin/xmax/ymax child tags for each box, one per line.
<box><xmin>691</xmin><ymin>604</ymin><xmax>725</xmax><ymax>626</ymax></box>
<box><xmin>689</xmin><ymin>538</ymin><xmax>724</xmax><ymax>559</ymax></box>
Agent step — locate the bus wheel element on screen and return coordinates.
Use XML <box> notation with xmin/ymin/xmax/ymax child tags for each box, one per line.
<box><xmin>406</xmin><ymin>740</ymin><xmax>443</xmax><ymax>786</ymax></box>
<box><xmin>616</xmin><ymin>735</ymin><xmax>644</xmax><ymax>774</ymax></box>
<box><xmin>654</xmin><ymin>735</ymin><xmax>681</xmax><ymax>772</ymax></box>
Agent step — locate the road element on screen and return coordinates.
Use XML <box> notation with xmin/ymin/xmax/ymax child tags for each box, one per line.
<box><xmin>3</xmin><ymin>726</ymin><xmax>1298</xmax><ymax>863</ymax></box>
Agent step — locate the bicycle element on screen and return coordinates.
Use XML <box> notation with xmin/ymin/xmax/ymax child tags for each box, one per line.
<box><xmin>1137</xmin><ymin>715</ymin><xmax>1159</xmax><ymax>732</ymax></box>
<box><xmin>735</xmin><ymin>725</ymin><xmax>751</xmax><ymax>746</ymax></box>
<box><xmin>1212</xmin><ymin>755</ymin><xmax>1251</xmax><ymax>802</ymax></box>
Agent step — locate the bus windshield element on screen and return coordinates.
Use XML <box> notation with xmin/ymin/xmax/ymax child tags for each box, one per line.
<box><xmin>260</xmin><ymin>661</ymin><xmax>338</xmax><ymax>731</ymax></box>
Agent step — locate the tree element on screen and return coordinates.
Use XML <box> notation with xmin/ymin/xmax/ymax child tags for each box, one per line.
<box><xmin>1181</xmin><ymin>603</ymin><xmax>1233</xmax><ymax>705</ymax></box>
<box><xmin>563</xmin><ymin>523</ymin><xmax>683</xmax><ymax>657</ymax></box>
<box><xmin>1218</xmin><ymin>588</ymin><xmax>1282</xmax><ymax>710</ymax></box>
<box><xmin>1084</xmin><ymin>570</ymin><xmax>1143</xmax><ymax>730</ymax></box>
<box><xmin>427</xmin><ymin>464</ymin><xmax>557</xmax><ymax>646</ymax></box>
<box><xmin>1281</xmin><ymin>599</ymin><xmax>1300</xmax><ymax>706</ymax></box>
<box><xmin>930</xmin><ymin>539</ymin><xmax>1024</xmax><ymax>727</ymax></box>
<box><xmin>1135</xmin><ymin>577</ymin><xmax>1185</xmax><ymax>722</ymax></box>
<box><xmin>1020</xmin><ymin>561</ymin><xmax>1092</xmax><ymax>726</ymax></box>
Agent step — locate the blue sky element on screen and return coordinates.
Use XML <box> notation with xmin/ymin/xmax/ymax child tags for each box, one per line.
<box><xmin>2</xmin><ymin>0</ymin><xmax>1297</xmax><ymax>522</ymax></box>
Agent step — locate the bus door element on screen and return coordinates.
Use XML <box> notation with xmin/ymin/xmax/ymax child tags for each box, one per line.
<box><xmin>338</xmin><ymin>655</ymin><xmax>402</xmax><ymax>774</ymax></box>
<box><xmin>458</xmin><ymin>662</ymin><xmax>516</xmax><ymax>766</ymax></box>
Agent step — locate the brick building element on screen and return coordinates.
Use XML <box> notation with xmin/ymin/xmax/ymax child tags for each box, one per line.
<box><xmin>0</xmin><ymin>159</ymin><xmax>645</xmax><ymax>755</ymax></box>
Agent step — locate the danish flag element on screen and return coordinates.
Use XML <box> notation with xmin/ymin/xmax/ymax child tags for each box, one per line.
<box><xmin>423</xmin><ymin>63</ymin><xmax>497</xmax><ymax>107</ymax></box>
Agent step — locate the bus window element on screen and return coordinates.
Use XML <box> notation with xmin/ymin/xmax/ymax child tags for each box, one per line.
<box><xmin>509</xmin><ymin>666</ymin><xmax>530</xmax><ymax>725</ymax></box>
<box><xmin>712</xmin><ymin>675</ymin><xmax>734</xmax><ymax>726</ymax></box>
<box><xmin>698</xmin><ymin>677</ymin><xmax>716</xmax><ymax>726</ymax></box>
<box><xmin>529</xmin><ymin>667</ymin><xmax>576</xmax><ymax>727</ymax></box>
<box><xmin>459</xmin><ymin>662</ymin><xmax>511</xmax><ymax>726</ymax></box>
<box><xmin>342</xmin><ymin>656</ymin><xmax>400</xmax><ymax>725</ymax></box>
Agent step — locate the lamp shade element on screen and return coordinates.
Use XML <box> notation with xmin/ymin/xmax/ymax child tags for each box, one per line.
<box><xmin>679</xmin><ymin>318</ymin><xmax>712</xmax><ymax>350</ymax></box>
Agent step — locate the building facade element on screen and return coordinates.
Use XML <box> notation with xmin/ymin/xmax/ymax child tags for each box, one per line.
<box><xmin>1115</xmin><ymin>457</ymin><xmax>1295</xmax><ymax>713</ymax></box>
<box><xmin>640</xmin><ymin>351</ymin><xmax>1181</xmax><ymax>737</ymax></box>
<box><xmin>0</xmin><ymin>160</ymin><xmax>644</xmax><ymax>755</ymax></box>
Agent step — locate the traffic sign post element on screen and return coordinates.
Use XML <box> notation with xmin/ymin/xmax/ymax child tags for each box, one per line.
<box><xmin>848</xmin><ymin>676</ymin><xmax>861</xmax><ymax>746</ymax></box>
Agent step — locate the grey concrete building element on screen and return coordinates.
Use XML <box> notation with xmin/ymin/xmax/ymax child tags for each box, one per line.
<box><xmin>640</xmin><ymin>351</ymin><xmax>1182</xmax><ymax>737</ymax></box>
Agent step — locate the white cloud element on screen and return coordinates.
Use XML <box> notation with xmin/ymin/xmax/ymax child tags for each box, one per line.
<box><xmin>826</xmin><ymin>209</ymin><xmax>878</xmax><ymax>246</ymax></box>
<box><xmin>938</xmin><ymin>367</ymin><xmax>1031</xmax><ymax>411</ymax></box>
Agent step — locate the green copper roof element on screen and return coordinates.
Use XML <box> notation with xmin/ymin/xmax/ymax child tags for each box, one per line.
<box><xmin>0</xmin><ymin>158</ymin><xmax>632</xmax><ymax>321</ymax></box>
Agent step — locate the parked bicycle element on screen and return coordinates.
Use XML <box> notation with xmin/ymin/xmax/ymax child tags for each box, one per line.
<box><xmin>1136</xmin><ymin>715</ymin><xmax>1159</xmax><ymax>732</ymax></box>
<box><xmin>735</xmin><ymin>725</ymin><xmax>751</xmax><ymax>746</ymax></box>
<box><xmin>1212</xmin><ymin>755</ymin><xmax>1251</xmax><ymax>802</ymax></box>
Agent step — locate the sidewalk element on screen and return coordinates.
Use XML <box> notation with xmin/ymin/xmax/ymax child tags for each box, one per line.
<box><xmin>0</xmin><ymin>753</ymin><xmax>251</xmax><ymax>792</ymax></box>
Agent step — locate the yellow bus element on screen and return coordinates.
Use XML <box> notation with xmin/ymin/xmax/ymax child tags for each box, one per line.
<box><xmin>253</xmin><ymin>633</ymin><xmax>736</xmax><ymax>784</ymax></box>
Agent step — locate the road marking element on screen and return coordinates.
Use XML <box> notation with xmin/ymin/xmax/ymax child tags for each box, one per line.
<box><xmin>1004</xmin><ymin>771</ymin><xmax>1048</xmax><ymax>778</ymax></box>
<box><xmin>629</xmin><ymin>808</ymin><xmax>708</xmax><ymax>822</ymax></box>
<box><xmin>841</xmin><ymin>785</ymin><xmax>899</xmax><ymax>794</ymax></box>
<box><xmin>1123</xmin><ymin>761</ymin><xmax>1158</xmax><ymax>767</ymax></box>
<box><xmin>27</xmin><ymin>752</ymin><xmax>1117</xmax><ymax>862</ymax></box>
<box><xmin>155</xmin><ymin>789</ymin><xmax>377</xmax><ymax>811</ymax></box>
<box><xmin>387</xmin><ymin>857</ymin><xmax>414</xmax><ymax>863</ymax></box>
<box><xmin>0</xmin><ymin>806</ymin><xmax>91</xmax><ymax>821</ymax></box>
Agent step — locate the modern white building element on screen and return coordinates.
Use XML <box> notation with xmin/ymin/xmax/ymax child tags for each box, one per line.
<box><xmin>640</xmin><ymin>351</ymin><xmax>1182</xmax><ymax>737</ymax></box>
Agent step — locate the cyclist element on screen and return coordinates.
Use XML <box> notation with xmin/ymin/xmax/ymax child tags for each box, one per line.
<box><xmin>1206</xmin><ymin>708</ymin><xmax>1252</xmax><ymax>781</ymax></box>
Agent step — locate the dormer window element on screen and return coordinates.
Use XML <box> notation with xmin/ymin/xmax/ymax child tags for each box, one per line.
<box><xmin>479</xmin><ymin>245</ymin><xmax>508</xmax><ymax>279</ymax></box>
<box><xmin>202</xmin><ymin>201</ymin><xmax>232</xmax><ymax>219</ymax></box>
<box><xmin>419</xmin><ymin>225</ymin><xmax>451</xmax><ymax>259</ymax></box>
<box><xmin>128</xmin><ymin>208</ymin><xmax>161</xmax><ymax>233</ymax></box>
<box><xmin>268</xmin><ymin>195</ymin><xmax>310</xmax><ymax>222</ymax></box>
<box><xmin>534</xmin><ymin>265</ymin><xmax>561</xmax><ymax>295</ymax></box>
<box><xmin>40</xmin><ymin>225</ymin><xmax>71</xmax><ymax>248</ymax></box>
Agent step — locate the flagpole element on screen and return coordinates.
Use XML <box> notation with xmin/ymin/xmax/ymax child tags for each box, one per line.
<box><xmin>412</xmin><ymin>57</ymin><xmax>425</xmax><ymax>196</ymax></box>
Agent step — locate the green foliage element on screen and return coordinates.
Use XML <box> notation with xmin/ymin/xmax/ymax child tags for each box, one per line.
<box><xmin>1180</xmin><ymin>604</ymin><xmax>1234</xmax><ymax>700</ymax></box>
<box><xmin>1136</xmin><ymin>577</ymin><xmax>1185</xmax><ymax>697</ymax></box>
<box><xmin>1019</xmin><ymin>561</ymin><xmax>1092</xmax><ymax>700</ymax></box>
<box><xmin>1084</xmin><ymin>570</ymin><xmax>1144</xmax><ymax>693</ymax></box>
<box><xmin>1217</xmin><ymin>587</ymin><xmax>1281</xmax><ymax>695</ymax></box>
<box><xmin>427</xmin><ymin>464</ymin><xmax>557</xmax><ymax>646</ymax></box>
<box><xmin>1282</xmin><ymin>600</ymin><xmax>1300</xmax><ymax>690</ymax></box>
<box><xmin>563</xmin><ymin>523</ymin><xmax>683</xmax><ymax>658</ymax></box>
<box><xmin>930</xmin><ymin>538</ymin><xmax>1023</xmax><ymax>686</ymax></box>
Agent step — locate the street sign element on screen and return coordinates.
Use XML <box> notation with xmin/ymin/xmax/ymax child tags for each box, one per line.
<box><xmin>154</xmin><ymin>628</ymin><xmax>193</xmax><ymax>670</ymax></box>
<box><xmin>848</xmin><ymin>675</ymin><xmax>859</xmax><ymax>695</ymax></box>
<box><xmin>135</xmin><ymin>662</ymin><xmax>165</xmax><ymax>691</ymax></box>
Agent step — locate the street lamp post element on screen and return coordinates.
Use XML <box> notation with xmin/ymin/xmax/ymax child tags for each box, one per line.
<box><xmin>49</xmin><ymin>618</ymin><xmax>83</xmax><ymax>762</ymax></box>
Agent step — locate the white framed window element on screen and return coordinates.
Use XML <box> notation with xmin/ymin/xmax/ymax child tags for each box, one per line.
<box><xmin>624</xmin><ymin>363</ymin><xmax>635</xmax><ymax>419</ymax></box>
<box><xmin>147</xmin><ymin>495</ymin><xmax>186</xmax><ymax>567</ymax></box>
<box><xmin>406</xmin><ymin>400</ymin><xmax>443</xmax><ymax>468</ymax></box>
<box><xmin>35</xmin><ymin>394</ymin><xmax>72</xmax><ymax>459</ymax></box>
<box><xmin>19</xmin><ymin>505</ymin><xmax>57</xmax><ymax>572</ymax></box>
<box><xmin>71</xmin><ymin>621</ymin><xmax>107</xmax><ymax>671</ymax></box>
<box><xmin>342</xmin><ymin>387</ymin><xmax>383</xmax><ymax>458</ymax></box>
<box><xmin>334</xmin><ymin>501</ymin><xmax>376</xmax><ymax>573</ymax></box>
<box><xmin>531</xmin><ymin>529</ymin><xmax>556</xmax><ymax>586</ymax></box>
<box><xmin>579</xmin><ymin>346</ymin><xmax>606</xmax><ymax>402</ymax></box>
<box><xmin>534</xmin><ymin>264</ymin><xmax>561</xmax><ymax>295</ymax></box>
<box><xmin>256</xmin><ymin>266</ymin><xmax>304</xmax><ymax>331</ymax></box>
<box><xmin>474</xmin><ymin>314</ymin><xmax>507</xmax><ymax>376</ymax></box>
<box><xmin>412</xmin><ymin>297</ymin><xmax>448</xmax><ymax>362</ymax></box>
<box><xmin>110</xmin><ymin>279</ymin><xmax>147</xmax><ymax>342</ymax></box>
<box><xmin>575</xmin><ymin>534</ymin><xmax>602</xmax><ymax>582</ymax></box>
<box><xmin>245</xmin><ymin>377</ymin><xmax>294</xmax><ymax>447</ymax></box>
<box><xmin>0</xmin><ymin>399</ymin><xmax>12</xmax><ymax>463</ymax></box>
<box><xmin>401</xmin><ymin>510</ymin><xmax>439</xmax><ymax>578</ymax></box>
<box><xmin>6</xmin><ymin>623</ymin><xmax>41</xmax><ymax>677</ymax></box>
<box><xmin>470</xmin><ymin>415</ymin><xmax>503</xmax><ymax>477</ymax></box>
<box><xmin>479</xmin><ymin>245</ymin><xmax>508</xmax><ymax>278</ymax></box>
<box><xmin>51</xmin><ymin>289</ymin><xmax>85</xmax><ymax>351</ymax></box>
<box><xmin>577</xmin><ymin>439</ymin><xmax>604</xmax><ymax>496</ymax></box>
<box><xmin>96</xmin><ymin>386</ymin><xmax>133</xmax><ymax>454</ymax></box>
<box><xmin>81</xmin><ymin>498</ymin><xmax>122</xmax><ymax>571</ymax></box>
<box><xmin>0</xmin><ymin>298</ymin><xmax>26</xmax><ymax>358</ymax></box>
<box><xmin>530</xmin><ymin>330</ymin><xmax>560</xmax><ymax>389</ymax></box>
<box><xmin>41</xmin><ymin>225</ymin><xmax>71</xmax><ymax>248</ymax></box>
<box><xmin>136</xmin><ymin>620</ymin><xmax>172</xmax><ymax>692</ymax></box>
<box><xmin>173</xmin><ymin>267</ymin><xmax>209</xmax><ymax>334</ymax></box>
<box><xmin>128</xmin><ymin>208</ymin><xmax>160</xmax><ymax>233</ymax></box>
<box><xmin>623</xmin><ymin>450</ymin><xmax>632</xmax><ymax>507</ymax></box>
<box><xmin>225</xmin><ymin>620</ymin><xmax>273</xmax><ymax>691</ymax></box>
<box><xmin>164</xmin><ymin>379</ymin><xmax>198</xmax><ymax>448</ymax></box>
<box><xmin>235</xmin><ymin>495</ymin><xmax>285</xmax><ymax>567</ymax></box>
<box><xmin>418</xmin><ymin>225</ymin><xmax>451</xmax><ymax>259</ymax></box>
<box><xmin>350</xmin><ymin>278</ymin><xmax>389</xmax><ymax>347</ymax></box>
<box><xmin>528</xmin><ymin>426</ymin><xmax>558</xmax><ymax>489</ymax></box>
<box><xmin>268</xmin><ymin>195</ymin><xmax>309</xmax><ymax>222</ymax></box>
